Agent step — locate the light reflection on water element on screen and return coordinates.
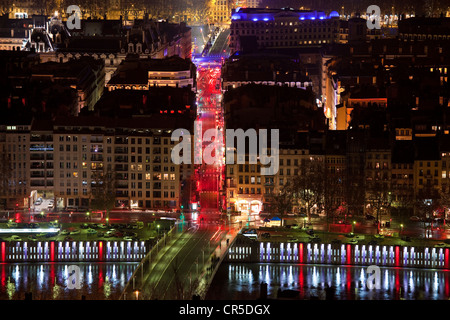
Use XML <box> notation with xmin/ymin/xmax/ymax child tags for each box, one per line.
<box><xmin>207</xmin><ymin>263</ymin><xmax>450</xmax><ymax>300</ymax></box>
<box><xmin>0</xmin><ymin>262</ymin><xmax>138</xmax><ymax>300</ymax></box>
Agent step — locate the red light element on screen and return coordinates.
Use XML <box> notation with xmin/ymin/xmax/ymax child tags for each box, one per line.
<box><xmin>50</xmin><ymin>241</ymin><xmax>55</xmax><ymax>262</ymax></box>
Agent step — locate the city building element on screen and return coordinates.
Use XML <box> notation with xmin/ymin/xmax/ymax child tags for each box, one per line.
<box><xmin>222</xmin><ymin>52</ymin><xmax>312</xmax><ymax>92</ymax></box>
<box><xmin>229</xmin><ymin>8</ymin><xmax>341</xmax><ymax>54</ymax></box>
<box><xmin>106</xmin><ymin>55</ymin><xmax>196</xmax><ymax>91</ymax></box>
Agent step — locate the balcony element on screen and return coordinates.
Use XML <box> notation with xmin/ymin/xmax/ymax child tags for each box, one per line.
<box><xmin>30</xmin><ymin>154</ymin><xmax>45</xmax><ymax>161</ymax></box>
<box><xmin>91</xmin><ymin>155</ymin><xmax>104</xmax><ymax>162</ymax></box>
<box><xmin>115</xmin><ymin>147</ymin><xmax>128</xmax><ymax>154</ymax></box>
<box><xmin>30</xmin><ymin>172</ymin><xmax>45</xmax><ymax>178</ymax></box>
<box><xmin>90</xmin><ymin>136</ymin><xmax>103</xmax><ymax>143</ymax></box>
<box><xmin>115</xmin><ymin>164</ymin><xmax>128</xmax><ymax>172</ymax></box>
<box><xmin>116</xmin><ymin>173</ymin><xmax>128</xmax><ymax>180</ymax></box>
<box><xmin>30</xmin><ymin>162</ymin><xmax>45</xmax><ymax>169</ymax></box>
<box><xmin>30</xmin><ymin>180</ymin><xmax>45</xmax><ymax>187</ymax></box>
<box><xmin>115</xmin><ymin>156</ymin><xmax>128</xmax><ymax>163</ymax></box>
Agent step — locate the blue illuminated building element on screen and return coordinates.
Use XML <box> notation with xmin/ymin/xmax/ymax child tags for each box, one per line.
<box><xmin>229</xmin><ymin>7</ymin><xmax>341</xmax><ymax>53</ymax></box>
<box><xmin>231</xmin><ymin>7</ymin><xmax>339</xmax><ymax>22</ymax></box>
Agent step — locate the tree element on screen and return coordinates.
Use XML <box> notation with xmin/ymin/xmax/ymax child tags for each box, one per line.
<box><xmin>290</xmin><ymin>156</ymin><xmax>325</xmax><ymax>223</ymax></box>
<box><xmin>415</xmin><ymin>183</ymin><xmax>441</xmax><ymax>234</ymax></box>
<box><xmin>322</xmin><ymin>169</ymin><xmax>344</xmax><ymax>229</ymax></box>
<box><xmin>366</xmin><ymin>180</ymin><xmax>392</xmax><ymax>234</ymax></box>
<box><xmin>270</xmin><ymin>181</ymin><xmax>294</xmax><ymax>216</ymax></box>
<box><xmin>89</xmin><ymin>167</ymin><xmax>116</xmax><ymax>221</ymax></box>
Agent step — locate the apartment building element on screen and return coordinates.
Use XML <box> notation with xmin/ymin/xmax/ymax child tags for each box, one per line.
<box><xmin>0</xmin><ymin>115</ymin><xmax>193</xmax><ymax>211</ymax></box>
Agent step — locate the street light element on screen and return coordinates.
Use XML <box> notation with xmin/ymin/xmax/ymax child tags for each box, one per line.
<box><xmin>352</xmin><ymin>221</ymin><xmax>356</xmax><ymax>234</ymax></box>
<box><xmin>135</xmin><ymin>289</ymin><xmax>140</xmax><ymax>300</ymax></box>
<box><xmin>86</xmin><ymin>211</ymin><xmax>90</xmax><ymax>221</ymax></box>
<box><xmin>106</xmin><ymin>217</ymin><xmax>109</xmax><ymax>226</ymax></box>
<box><xmin>400</xmin><ymin>224</ymin><xmax>404</xmax><ymax>236</ymax></box>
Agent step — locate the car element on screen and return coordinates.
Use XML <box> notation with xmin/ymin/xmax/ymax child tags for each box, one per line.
<box><xmin>331</xmin><ymin>239</ymin><xmax>342</xmax><ymax>245</ymax></box>
<box><xmin>365</xmin><ymin>215</ymin><xmax>376</xmax><ymax>220</ymax></box>
<box><xmin>47</xmin><ymin>202</ymin><xmax>54</xmax><ymax>209</ymax></box>
<box><xmin>64</xmin><ymin>236</ymin><xmax>74</xmax><ymax>241</ymax></box>
<box><xmin>305</xmin><ymin>229</ymin><xmax>315</xmax><ymax>236</ymax></box>
<box><xmin>49</xmin><ymin>221</ymin><xmax>59</xmax><ymax>228</ymax></box>
<box><xmin>345</xmin><ymin>232</ymin><xmax>355</xmax><ymax>238</ymax></box>
<box><xmin>34</xmin><ymin>198</ymin><xmax>42</xmax><ymax>205</ymax></box>
<box><xmin>80</xmin><ymin>223</ymin><xmax>89</xmax><ymax>229</ymax></box>
<box><xmin>89</xmin><ymin>224</ymin><xmax>99</xmax><ymax>229</ymax></box>
<box><xmin>401</xmin><ymin>236</ymin><xmax>411</xmax><ymax>242</ymax></box>
<box><xmin>86</xmin><ymin>228</ymin><xmax>97</xmax><ymax>234</ymax></box>
<box><xmin>309</xmin><ymin>237</ymin><xmax>321</xmax><ymax>243</ymax></box>
<box><xmin>374</xmin><ymin>234</ymin><xmax>385</xmax><ymax>239</ymax></box>
<box><xmin>348</xmin><ymin>239</ymin><xmax>358</xmax><ymax>244</ymax></box>
<box><xmin>261</xmin><ymin>232</ymin><xmax>270</xmax><ymax>238</ymax></box>
<box><xmin>29</xmin><ymin>223</ymin><xmax>39</xmax><ymax>229</ymax></box>
<box><xmin>113</xmin><ymin>231</ymin><xmax>124</xmax><ymax>237</ymax></box>
<box><xmin>104</xmin><ymin>233</ymin><xmax>112</xmax><ymax>238</ymax></box>
<box><xmin>36</xmin><ymin>233</ymin><xmax>46</xmax><ymax>238</ymax></box>
<box><xmin>69</xmin><ymin>229</ymin><xmax>80</xmax><ymax>235</ymax></box>
<box><xmin>123</xmin><ymin>236</ymin><xmax>133</xmax><ymax>241</ymax></box>
<box><xmin>10</xmin><ymin>235</ymin><xmax>21</xmax><ymax>241</ymax></box>
<box><xmin>7</xmin><ymin>221</ymin><xmax>18</xmax><ymax>228</ymax></box>
<box><xmin>98</xmin><ymin>224</ymin><xmax>107</xmax><ymax>229</ymax></box>
<box><xmin>60</xmin><ymin>230</ymin><xmax>69</xmax><ymax>235</ymax></box>
<box><xmin>45</xmin><ymin>233</ymin><xmax>57</xmax><ymax>238</ymax></box>
<box><xmin>435</xmin><ymin>243</ymin><xmax>450</xmax><ymax>248</ymax></box>
<box><xmin>368</xmin><ymin>240</ymin><xmax>378</xmax><ymax>246</ymax></box>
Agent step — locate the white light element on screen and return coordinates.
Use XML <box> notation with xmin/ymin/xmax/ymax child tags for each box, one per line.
<box><xmin>0</xmin><ymin>228</ymin><xmax>60</xmax><ymax>234</ymax></box>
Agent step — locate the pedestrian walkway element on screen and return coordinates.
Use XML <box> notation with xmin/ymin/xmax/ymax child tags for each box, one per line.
<box><xmin>195</xmin><ymin>224</ymin><xmax>242</xmax><ymax>298</ymax></box>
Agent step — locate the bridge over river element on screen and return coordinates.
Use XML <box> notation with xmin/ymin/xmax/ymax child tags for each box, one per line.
<box><xmin>120</xmin><ymin>222</ymin><xmax>241</xmax><ymax>300</ymax></box>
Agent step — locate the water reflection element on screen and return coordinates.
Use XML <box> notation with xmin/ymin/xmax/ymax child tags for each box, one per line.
<box><xmin>208</xmin><ymin>263</ymin><xmax>450</xmax><ymax>300</ymax></box>
<box><xmin>0</xmin><ymin>262</ymin><xmax>138</xmax><ymax>300</ymax></box>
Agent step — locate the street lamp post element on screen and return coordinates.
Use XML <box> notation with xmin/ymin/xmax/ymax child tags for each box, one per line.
<box><xmin>352</xmin><ymin>221</ymin><xmax>356</xmax><ymax>234</ymax></box>
<box><xmin>400</xmin><ymin>224</ymin><xmax>404</xmax><ymax>236</ymax></box>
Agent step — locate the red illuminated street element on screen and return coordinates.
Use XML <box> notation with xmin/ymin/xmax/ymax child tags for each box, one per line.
<box><xmin>194</xmin><ymin>57</ymin><xmax>226</xmax><ymax>219</ymax></box>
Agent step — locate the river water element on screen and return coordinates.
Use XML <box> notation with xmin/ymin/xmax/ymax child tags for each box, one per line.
<box><xmin>0</xmin><ymin>262</ymin><xmax>138</xmax><ymax>300</ymax></box>
<box><xmin>2</xmin><ymin>262</ymin><xmax>449</xmax><ymax>300</ymax></box>
<box><xmin>207</xmin><ymin>263</ymin><xmax>450</xmax><ymax>300</ymax></box>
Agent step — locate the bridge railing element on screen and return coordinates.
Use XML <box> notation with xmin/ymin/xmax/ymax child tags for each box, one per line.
<box><xmin>194</xmin><ymin>225</ymin><xmax>243</xmax><ymax>299</ymax></box>
<box><xmin>119</xmin><ymin>223</ymin><xmax>179</xmax><ymax>300</ymax></box>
